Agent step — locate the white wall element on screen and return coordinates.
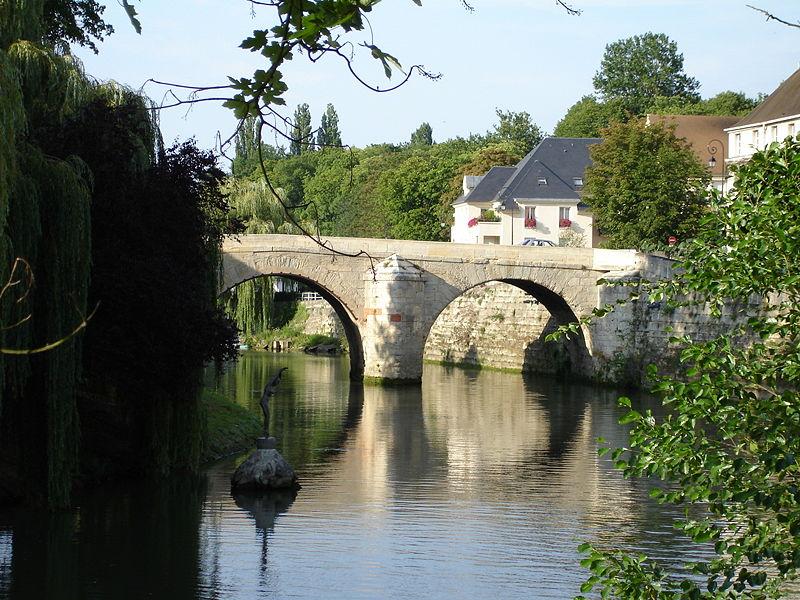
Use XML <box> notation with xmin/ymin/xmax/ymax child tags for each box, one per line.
<box><xmin>511</xmin><ymin>203</ymin><xmax>593</xmax><ymax>247</ymax></box>
<box><xmin>452</xmin><ymin>200</ymin><xmax>594</xmax><ymax>247</ymax></box>
<box><xmin>727</xmin><ymin>115</ymin><xmax>799</xmax><ymax>162</ymax></box>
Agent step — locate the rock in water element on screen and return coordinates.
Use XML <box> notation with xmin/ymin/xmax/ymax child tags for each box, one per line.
<box><xmin>231</xmin><ymin>449</ymin><xmax>299</xmax><ymax>491</ymax></box>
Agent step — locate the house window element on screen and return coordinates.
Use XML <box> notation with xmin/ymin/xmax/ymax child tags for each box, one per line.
<box><xmin>735</xmin><ymin>133</ymin><xmax>742</xmax><ymax>155</ymax></box>
<box><xmin>559</xmin><ymin>207</ymin><xmax>572</xmax><ymax>228</ymax></box>
<box><xmin>752</xmin><ymin>129</ymin><xmax>760</xmax><ymax>148</ymax></box>
<box><xmin>573</xmin><ymin>177</ymin><xmax>583</xmax><ymax>187</ymax></box>
<box><xmin>482</xmin><ymin>236</ymin><xmax>500</xmax><ymax>245</ymax></box>
<box><xmin>790</xmin><ymin>122</ymin><xmax>796</xmax><ymax>138</ymax></box>
<box><xmin>537</xmin><ymin>177</ymin><xmax>547</xmax><ymax>185</ymax></box>
<box><xmin>524</xmin><ymin>206</ymin><xmax>536</xmax><ymax>229</ymax></box>
<box><xmin>771</xmin><ymin>125</ymin><xmax>778</xmax><ymax>142</ymax></box>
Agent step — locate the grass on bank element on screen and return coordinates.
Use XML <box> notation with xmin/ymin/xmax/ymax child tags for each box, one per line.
<box><xmin>201</xmin><ymin>388</ymin><xmax>261</xmax><ymax>462</ymax></box>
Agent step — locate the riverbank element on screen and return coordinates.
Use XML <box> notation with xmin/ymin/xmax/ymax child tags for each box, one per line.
<box><xmin>201</xmin><ymin>389</ymin><xmax>261</xmax><ymax>463</ymax></box>
<box><xmin>240</xmin><ymin>301</ymin><xmax>347</xmax><ymax>355</ymax></box>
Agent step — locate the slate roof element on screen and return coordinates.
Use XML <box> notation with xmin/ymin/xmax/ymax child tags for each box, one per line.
<box><xmin>732</xmin><ymin>66</ymin><xmax>800</xmax><ymax>128</ymax></box>
<box><xmin>455</xmin><ymin>166</ymin><xmax>516</xmax><ymax>204</ymax></box>
<box><xmin>456</xmin><ymin>137</ymin><xmax>600</xmax><ymax>209</ymax></box>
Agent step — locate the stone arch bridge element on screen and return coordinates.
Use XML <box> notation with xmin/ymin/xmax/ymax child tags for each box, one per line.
<box><xmin>222</xmin><ymin>235</ymin><xmax>672</xmax><ymax>383</ymax></box>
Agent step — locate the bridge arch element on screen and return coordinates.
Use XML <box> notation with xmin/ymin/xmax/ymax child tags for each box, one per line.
<box><xmin>422</xmin><ymin>276</ymin><xmax>592</xmax><ymax>377</ymax></box>
<box><xmin>221</xmin><ymin>270</ymin><xmax>365</xmax><ymax>382</ymax></box>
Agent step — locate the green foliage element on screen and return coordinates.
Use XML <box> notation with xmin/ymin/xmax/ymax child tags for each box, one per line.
<box><xmin>268</xmin><ymin>148</ymin><xmax>320</xmax><ymax>207</ymax></box>
<box><xmin>585</xmin><ymin>119</ymin><xmax>709</xmax><ymax>249</ymax></box>
<box><xmin>646</xmin><ymin>90</ymin><xmax>760</xmax><ymax>117</ymax></box>
<box><xmin>42</xmin><ymin>0</ymin><xmax>114</xmax><ymax>53</ymax></box>
<box><xmin>225</xmin><ymin>177</ymin><xmax>305</xmax><ymax>235</ymax></box>
<box><xmin>488</xmin><ymin>108</ymin><xmax>543</xmax><ymax>155</ymax></box>
<box><xmin>290</xmin><ymin>102</ymin><xmax>313</xmax><ymax>155</ymax></box>
<box><xmin>300</xmin><ymin>147</ymin><xmax>363</xmax><ymax>234</ymax></box>
<box><xmin>0</xmin><ymin>9</ymin><xmax>98</xmax><ymax>507</ymax></box>
<box><xmin>375</xmin><ymin>142</ymin><xmax>472</xmax><ymax>240</ymax></box>
<box><xmin>576</xmin><ymin>136</ymin><xmax>800</xmax><ymax>598</ymax></box>
<box><xmin>410</xmin><ymin>121</ymin><xmax>433</xmax><ymax>146</ymax></box>
<box><xmin>49</xmin><ymin>88</ymin><xmax>240</xmax><ymax>480</ymax></box>
<box><xmin>1</xmin><ymin>0</ymin><xmax>112</xmax><ymax>52</ymax></box>
<box><xmin>232</xmin><ymin>116</ymin><xmax>285</xmax><ymax>177</ymax></box>
<box><xmin>554</xmin><ymin>95</ymin><xmax>629</xmax><ymax>137</ymax></box>
<box><xmin>225</xmin><ymin>1</ymin><xmax>424</xmax><ymax>121</ymax></box>
<box><xmin>593</xmin><ymin>32</ymin><xmax>700</xmax><ymax>115</ymax></box>
<box><xmin>316</xmin><ymin>103</ymin><xmax>342</xmax><ymax>148</ymax></box>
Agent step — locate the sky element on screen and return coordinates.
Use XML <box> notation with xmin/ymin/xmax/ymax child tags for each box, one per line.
<box><xmin>75</xmin><ymin>0</ymin><xmax>799</xmax><ymax>157</ymax></box>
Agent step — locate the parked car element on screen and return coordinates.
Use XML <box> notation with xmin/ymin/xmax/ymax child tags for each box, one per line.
<box><xmin>519</xmin><ymin>238</ymin><xmax>554</xmax><ymax>247</ymax></box>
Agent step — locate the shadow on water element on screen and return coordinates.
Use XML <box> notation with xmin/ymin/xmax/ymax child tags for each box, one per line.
<box><xmin>0</xmin><ymin>475</ymin><xmax>206</xmax><ymax>600</ymax></box>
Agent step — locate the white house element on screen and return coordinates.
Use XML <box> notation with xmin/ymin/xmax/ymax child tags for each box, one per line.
<box><xmin>451</xmin><ymin>137</ymin><xmax>600</xmax><ymax>247</ymax></box>
<box><xmin>725</xmin><ymin>66</ymin><xmax>800</xmax><ymax>164</ymax></box>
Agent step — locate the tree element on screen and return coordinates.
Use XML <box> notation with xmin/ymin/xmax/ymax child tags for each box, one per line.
<box><xmin>646</xmin><ymin>90</ymin><xmax>761</xmax><ymax>117</ymax></box>
<box><xmin>232</xmin><ymin>116</ymin><xmax>285</xmax><ymax>177</ymax></box>
<box><xmin>290</xmin><ymin>103</ymin><xmax>313</xmax><ymax>155</ymax></box>
<box><xmin>41</xmin><ymin>0</ymin><xmax>113</xmax><ymax>53</ymax></box>
<box><xmin>576</xmin><ymin>135</ymin><xmax>800</xmax><ymax>600</ymax></box>
<box><xmin>410</xmin><ymin>122</ymin><xmax>433</xmax><ymax>146</ymax></box>
<box><xmin>376</xmin><ymin>142</ymin><xmax>472</xmax><ymax>241</ymax></box>
<box><xmin>316</xmin><ymin>103</ymin><xmax>342</xmax><ymax>148</ymax></box>
<box><xmin>488</xmin><ymin>109</ymin><xmax>543</xmax><ymax>155</ymax></box>
<box><xmin>584</xmin><ymin>119</ymin><xmax>708</xmax><ymax>249</ymax></box>
<box><xmin>593</xmin><ymin>32</ymin><xmax>700</xmax><ymax>115</ymax></box>
<box><xmin>554</xmin><ymin>95</ymin><xmax>629</xmax><ymax>137</ymax></box>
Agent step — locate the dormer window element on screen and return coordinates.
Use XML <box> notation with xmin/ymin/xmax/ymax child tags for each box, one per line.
<box><xmin>573</xmin><ymin>177</ymin><xmax>583</xmax><ymax>187</ymax></box>
<box><xmin>537</xmin><ymin>177</ymin><xmax>547</xmax><ymax>185</ymax></box>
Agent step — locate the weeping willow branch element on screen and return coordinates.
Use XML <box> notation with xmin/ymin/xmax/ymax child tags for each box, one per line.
<box><xmin>0</xmin><ymin>257</ymin><xmax>97</xmax><ymax>355</ymax></box>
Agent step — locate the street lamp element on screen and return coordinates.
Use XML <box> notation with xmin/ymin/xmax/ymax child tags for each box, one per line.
<box><xmin>706</xmin><ymin>138</ymin><xmax>726</xmax><ymax>195</ymax></box>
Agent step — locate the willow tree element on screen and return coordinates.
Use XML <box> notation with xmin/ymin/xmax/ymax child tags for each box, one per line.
<box><xmin>222</xmin><ymin>178</ymin><xmax>309</xmax><ymax>337</ymax></box>
<box><xmin>0</xmin><ymin>1</ymin><xmax>96</xmax><ymax>507</ymax></box>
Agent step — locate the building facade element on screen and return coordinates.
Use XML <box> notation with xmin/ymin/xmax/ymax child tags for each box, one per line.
<box><xmin>726</xmin><ymin>66</ymin><xmax>800</xmax><ymax>164</ymax></box>
<box><xmin>451</xmin><ymin>137</ymin><xmax>600</xmax><ymax>247</ymax></box>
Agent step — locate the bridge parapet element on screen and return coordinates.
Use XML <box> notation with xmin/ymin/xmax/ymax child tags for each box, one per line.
<box><xmin>223</xmin><ymin>235</ymin><xmax>646</xmax><ymax>272</ymax></box>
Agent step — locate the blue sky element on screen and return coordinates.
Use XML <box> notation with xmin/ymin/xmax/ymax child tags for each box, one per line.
<box><xmin>75</xmin><ymin>1</ymin><xmax>799</xmax><ymax>155</ymax></box>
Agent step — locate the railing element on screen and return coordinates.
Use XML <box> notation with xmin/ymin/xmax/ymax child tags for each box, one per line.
<box><xmin>300</xmin><ymin>291</ymin><xmax>323</xmax><ymax>301</ymax></box>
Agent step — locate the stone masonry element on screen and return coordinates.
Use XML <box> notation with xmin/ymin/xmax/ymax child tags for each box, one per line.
<box><xmin>222</xmin><ymin>234</ymin><xmax>698</xmax><ymax>384</ymax></box>
<box><xmin>301</xmin><ymin>300</ymin><xmax>345</xmax><ymax>338</ymax></box>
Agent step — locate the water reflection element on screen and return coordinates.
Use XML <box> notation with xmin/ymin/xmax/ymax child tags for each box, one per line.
<box><xmin>1</xmin><ymin>353</ymin><xmax>717</xmax><ymax>599</ymax></box>
<box><xmin>0</xmin><ymin>476</ymin><xmax>205</xmax><ymax>600</ymax></box>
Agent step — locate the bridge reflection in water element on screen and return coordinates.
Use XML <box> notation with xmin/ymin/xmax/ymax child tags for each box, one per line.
<box><xmin>0</xmin><ymin>353</ymin><xmax>712</xmax><ymax>600</ymax></box>
<box><xmin>197</xmin><ymin>353</ymin><xmax>710</xmax><ymax>599</ymax></box>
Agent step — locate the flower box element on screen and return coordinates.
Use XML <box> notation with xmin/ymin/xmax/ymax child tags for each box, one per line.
<box><xmin>559</xmin><ymin>218</ymin><xmax>572</xmax><ymax>228</ymax></box>
<box><xmin>524</xmin><ymin>218</ymin><xmax>537</xmax><ymax>228</ymax></box>
<box><xmin>479</xmin><ymin>210</ymin><xmax>500</xmax><ymax>222</ymax></box>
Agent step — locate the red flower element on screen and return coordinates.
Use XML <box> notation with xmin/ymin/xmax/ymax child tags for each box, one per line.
<box><xmin>468</xmin><ymin>217</ymin><xmax>479</xmax><ymax>228</ymax></box>
<box><xmin>524</xmin><ymin>218</ymin><xmax>537</xmax><ymax>228</ymax></box>
<box><xmin>559</xmin><ymin>218</ymin><xmax>572</xmax><ymax>228</ymax></box>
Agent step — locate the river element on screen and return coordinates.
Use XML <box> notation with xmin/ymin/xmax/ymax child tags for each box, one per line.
<box><xmin>0</xmin><ymin>352</ymin><xmax>713</xmax><ymax>599</ymax></box>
